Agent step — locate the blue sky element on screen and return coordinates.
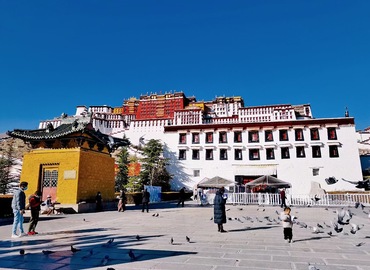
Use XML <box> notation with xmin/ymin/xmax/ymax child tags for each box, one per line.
<box><xmin>1</xmin><ymin>1</ymin><xmax>369</xmax><ymax>133</ymax></box>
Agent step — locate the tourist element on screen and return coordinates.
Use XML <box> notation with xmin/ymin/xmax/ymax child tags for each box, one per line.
<box><xmin>281</xmin><ymin>207</ymin><xmax>293</xmax><ymax>243</ymax></box>
<box><xmin>41</xmin><ymin>195</ymin><xmax>55</xmax><ymax>215</ymax></box>
<box><xmin>280</xmin><ymin>188</ymin><xmax>287</xmax><ymax>208</ymax></box>
<box><xmin>141</xmin><ymin>189</ymin><xmax>150</xmax><ymax>213</ymax></box>
<box><xmin>213</xmin><ymin>187</ymin><xmax>227</xmax><ymax>233</ymax></box>
<box><xmin>117</xmin><ymin>189</ymin><xmax>126</xmax><ymax>212</ymax></box>
<box><xmin>28</xmin><ymin>190</ymin><xmax>42</xmax><ymax>235</ymax></box>
<box><xmin>95</xmin><ymin>191</ymin><xmax>103</xmax><ymax>212</ymax></box>
<box><xmin>11</xmin><ymin>181</ymin><xmax>28</xmax><ymax>238</ymax></box>
<box><xmin>177</xmin><ymin>187</ymin><xmax>186</xmax><ymax>207</ymax></box>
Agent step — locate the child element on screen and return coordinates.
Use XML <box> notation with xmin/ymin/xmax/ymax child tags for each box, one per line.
<box><xmin>281</xmin><ymin>207</ymin><xmax>293</xmax><ymax>243</ymax></box>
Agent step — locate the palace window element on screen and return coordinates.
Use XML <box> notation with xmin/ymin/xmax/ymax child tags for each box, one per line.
<box><xmin>206</xmin><ymin>132</ymin><xmax>213</xmax><ymax>143</ymax></box>
<box><xmin>219</xmin><ymin>132</ymin><xmax>228</xmax><ymax>143</ymax></box>
<box><xmin>205</xmin><ymin>149</ymin><xmax>213</xmax><ymax>160</ymax></box>
<box><xmin>179</xmin><ymin>133</ymin><xmax>187</xmax><ymax>144</ymax></box>
<box><xmin>295</xmin><ymin>129</ymin><xmax>304</xmax><ymax>141</ymax></box>
<box><xmin>192</xmin><ymin>133</ymin><xmax>200</xmax><ymax>144</ymax></box>
<box><xmin>296</xmin><ymin>146</ymin><xmax>305</xmax><ymax>158</ymax></box>
<box><xmin>266</xmin><ymin>148</ymin><xmax>275</xmax><ymax>160</ymax></box>
<box><xmin>248</xmin><ymin>131</ymin><xmax>259</xmax><ymax>143</ymax></box>
<box><xmin>179</xmin><ymin>150</ymin><xmax>186</xmax><ymax>160</ymax></box>
<box><xmin>281</xmin><ymin>147</ymin><xmax>290</xmax><ymax>159</ymax></box>
<box><xmin>310</xmin><ymin>128</ymin><xmax>320</xmax><ymax>140</ymax></box>
<box><xmin>265</xmin><ymin>130</ymin><xmax>274</xmax><ymax>142</ymax></box>
<box><xmin>312</xmin><ymin>146</ymin><xmax>321</xmax><ymax>158</ymax></box>
<box><xmin>192</xmin><ymin>149</ymin><xmax>200</xmax><ymax>160</ymax></box>
<box><xmin>329</xmin><ymin>145</ymin><xmax>339</xmax><ymax>158</ymax></box>
<box><xmin>234</xmin><ymin>131</ymin><xmax>242</xmax><ymax>143</ymax></box>
<box><xmin>327</xmin><ymin>128</ymin><xmax>337</xmax><ymax>140</ymax></box>
<box><xmin>249</xmin><ymin>149</ymin><xmax>260</xmax><ymax>160</ymax></box>
<box><xmin>279</xmin><ymin>130</ymin><xmax>289</xmax><ymax>141</ymax></box>
<box><xmin>193</xmin><ymin>170</ymin><xmax>200</xmax><ymax>177</ymax></box>
<box><xmin>220</xmin><ymin>149</ymin><xmax>228</xmax><ymax>160</ymax></box>
<box><xmin>235</xmin><ymin>149</ymin><xmax>243</xmax><ymax>160</ymax></box>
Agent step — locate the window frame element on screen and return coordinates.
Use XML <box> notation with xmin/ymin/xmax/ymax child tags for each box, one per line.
<box><xmin>279</xmin><ymin>130</ymin><xmax>289</xmax><ymax>141</ymax></box>
<box><xmin>234</xmin><ymin>149</ymin><xmax>243</xmax><ymax>160</ymax></box>
<box><xmin>179</xmin><ymin>149</ymin><xmax>186</xmax><ymax>160</ymax></box>
<box><xmin>179</xmin><ymin>133</ymin><xmax>187</xmax><ymax>144</ymax></box>
<box><xmin>234</xmin><ymin>131</ymin><xmax>242</xmax><ymax>143</ymax></box>
<box><xmin>327</xmin><ymin>128</ymin><xmax>337</xmax><ymax>140</ymax></box>
<box><xmin>281</xmin><ymin>147</ymin><xmax>290</xmax><ymax>159</ymax></box>
<box><xmin>265</xmin><ymin>130</ymin><xmax>274</xmax><ymax>142</ymax></box>
<box><xmin>296</xmin><ymin>146</ymin><xmax>306</xmax><ymax>158</ymax></box>
<box><xmin>295</xmin><ymin>129</ymin><xmax>304</xmax><ymax>141</ymax></box>
<box><xmin>249</xmin><ymin>149</ymin><xmax>260</xmax><ymax>160</ymax></box>
<box><xmin>192</xmin><ymin>133</ymin><xmax>200</xmax><ymax>144</ymax></box>
<box><xmin>192</xmin><ymin>149</ymin><xmax>200</xmax><ymax>160</ymax></box>
<box><xmin>310</xmin><ymin>128</ymin><xmax>320</xmax><ymax>140</ymax></box>
<box><xmin>205</xmin><ymin>132</ymin><xmax>213</xmax><ymax>143</ymax></box>
<box><xmin>219</xmin><ymin>131</ymin><xmax>228</xmax><ymax>143</ymax></box>
<box><xmin>220</xmin><ymin>149</ymin><xmax>228</xmax><ymax>160</ymax></box>
<box><xmin>329</xmin><ymin>145</ymin><xmax>339</xmax><ymax>158</ymax></box>
<box><xmin>312</xmin><ymin>146</ymin><xmax>321</xmax><ymax>158</ymax></box>
<box><xmin>248</xmin><ymin>131</ymin><xmax>259</xmax><ymax>143</ymax></box>
<box><xmin>266</xmin><ymin>148</ymin><xmax>275</xmax><ymax>160</ymax></box>
<box><xmin>205</xmin><ymin>149</ymin><xmax>214</xmax><ymax>160</ymax></box>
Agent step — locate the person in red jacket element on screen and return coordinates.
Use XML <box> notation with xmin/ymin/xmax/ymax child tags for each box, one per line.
<box><xmin>28</xmin><ymin>191</ymin><xmax>42</xmax><ymax>235</ymax></box>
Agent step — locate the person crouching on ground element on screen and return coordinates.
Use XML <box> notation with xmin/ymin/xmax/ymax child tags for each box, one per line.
<box><xmin>28</xmin><ymin>190</ymin><xmax>42</xmax><ymax>235</ymax></box>
<box><xmin>11</xmin><ymin>181</ymin><xmax>28</xmax><ymax>238</ymax></box>
<box><xmin>213</xmin><ymin>187</ymin><xmax>227</xmax><ymax>233</ymax></box>
<box><xmin>281</xmin><ymin>207</ymin><xmax>293</xmax><ymax>243</ymax></box>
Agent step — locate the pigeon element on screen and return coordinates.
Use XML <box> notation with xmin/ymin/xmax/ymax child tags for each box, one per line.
<box><xmin>323</xmin><ymin>222</ymin><xmax>331</xmax><ymax>228</ymax></box>
<box><xmin>350</xmin><ymin>223</ymin><xmax>363</xmax><ymax>234</ymax></box>
<box><xmin>101</xmin><ymin>255</ymin><xmax>109</xmax><ymax>266</ymax></box>
<box><xmin>327</xmin><ymin>231</ymin><xmax>332</xmax><ymax>236</ymax></box>
<box><xmin>226</xmin><ymin>208</ymin><xmax>230</xmax><ymax>211</ymax></box>
<box><xmin>170</xmin><ymin>237</ymin><xmax>173</xmax><ymax>245</ymax></box>
<box><xmin>308</xmin><ymin>263</ymin><xmax>319</xmax><ymax>270</ymax></box>
<box><xmin>19</xmin><ymin>249</ymin><xmax>25</xmax><ymax>255</ymax></box>
<box><xmin>186</xmin><ymin>236</ymin><xmax>190</xmax><ymax>242</ymax></box>
<box><xmin>42</xmin><ymin>250</ymin><xmax>55</xmax><ymax>255</ymax></box>
<box><xmin>102</xmin><ymin>238</ymin><xmax>114</xmax><ymax>247</ymax></box>
<box><xmin>317</xmin><ymin>223</ymin><xmax>324</xmax><ymax>229</ymax></box>
<box><xmin>71</xmin><ymin>245</ymin><xmax>80</xmax><ymax>253</ymax></box>
<box><xmin>155</xmin><ymin>213</ymin><xmax>159</xmax><ymax>217</ymax></box>
<box><xmin>355</xmin><ymin>202</ymin><xmax>360</xmax><ymax>209</ymax></box>
<box><xmin>331</xmin><ymin>221</ymin><xmax>343</xmax><ymax>233</ymax></box>
<box><xmin>361</xmin><ymin>203</ymin><xmax>365</xmax><ymax>210</ymax></box>
<box><xmin>313</xmin><ymin>195</ymin><xmax>321</xmax><ymax>202</ymax></box>
<box><xmin>136</xmin><ymin>234</ymin><xmax>140</xmax><ymax>241</ymax></box>
<box><xmin>210</xmin><ymin>217</ymin><xmax>213</xmax><ymax>220</ymax></box>
<box><xmin>355</xmin><ymin>242</ymin><xmax>365</xmax><ymax>247</ymax></box>
<box><xmin>128</xmin><ymin>249</ymin><xmax>136</xmax><ymax>260</ymax></box>
<box><xmin>336</xmin><ymin>209</ymin><xmax>351</xmax><ymax>225</ymax></box>
<box><xmin>107</xmin><ymin>268</ymin><xmax>116</xmax><ymax>270</ymax></box>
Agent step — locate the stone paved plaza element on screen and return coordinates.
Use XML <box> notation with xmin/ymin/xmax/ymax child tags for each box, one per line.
<box><xmin>0</xmin><ymin>201</ymin><xmax>369</xmax><ymax>270</ymax></box>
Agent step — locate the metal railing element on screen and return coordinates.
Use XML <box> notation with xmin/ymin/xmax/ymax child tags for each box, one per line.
<box><xmin>221</xmin><ymin>193</ymin><xmax>370</xmax><ymax>207</ymax></box>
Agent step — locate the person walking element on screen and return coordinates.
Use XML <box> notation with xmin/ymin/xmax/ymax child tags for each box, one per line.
<box><xmin>280</xmin><ymin>188</ymin><xmax>287</xmax><ymax>208</ymax></box>
<box><xmin>118</xmin><ymin>189</ymin><xmax>126</xmax><ymax>212</ymax></box>
<box><xmin>141</xmin><ymin>189</ymin><xmax>150</xmax><ymax>213</ymax></box>
<box><xmin>95</xmin><ymin>191</ymin><xmax>103</xmax><ymax>212</ymax></box>
<box><xmin>213</xmin><ymin>187</ymin><xmax>227</xmax><ymax>233</ymax></box>
<box><xmin>28</xmin><ymin>190</ymin><xmax>42</xmax><ymax>235</ymax></box>
<box><xmin>280</xmin><ymin>207</ymin><xmax>293</xmax><ymax>243</ymax></box>
<box><xmin>177</xmin><ymin>187</ymin><xmax>186</xmax><ymax>207</ymax></box>
<box><xmin>11</xmin><ymin>181</ymin><xmax>28</xmax><ymax>238</ymax></box>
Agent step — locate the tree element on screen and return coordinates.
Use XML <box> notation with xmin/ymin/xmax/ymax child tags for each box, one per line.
<box><xmin>0</xmin><ymin>139</ymin><xmax>17</xmax><ymax>194</ymax></box>
<box><xmin>115</xmin><ymin>146</ymin><xmax>130</xmax><ymax>192</ymax></box>
<box><xmin>139</xmin><ymin>139</ymin><xmax>172</xmax><ymax>191</ymax></box>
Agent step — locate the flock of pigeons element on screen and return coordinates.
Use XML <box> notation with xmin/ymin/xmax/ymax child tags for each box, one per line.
<box><xmin>17</xmin><ymin>202</ymin><xmax>368</xmax><ymax>270</ymax></box>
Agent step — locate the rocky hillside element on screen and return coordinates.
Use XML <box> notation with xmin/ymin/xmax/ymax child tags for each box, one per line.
<box><xmin>0</xmin><ymin>135</ymin><xmax>31</xmax><ymax>160</ymax></box>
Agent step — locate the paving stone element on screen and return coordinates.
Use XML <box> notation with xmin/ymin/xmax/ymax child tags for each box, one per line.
<box><xmin>0</xmin><ymin>201</ymin><xmax>369</xmax><ymax>269</ymax></box>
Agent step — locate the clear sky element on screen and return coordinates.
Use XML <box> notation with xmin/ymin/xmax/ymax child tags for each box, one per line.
<box><xmin>1</xmin><ymin>1</ymin><xmax>369</xmax><ymax>133</ymax></box>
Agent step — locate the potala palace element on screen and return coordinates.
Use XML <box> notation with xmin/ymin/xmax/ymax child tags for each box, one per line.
<box><xmin>38</xmin><ymin>91</ymin><xmax>365</xmax><ymax>195</ymax></box>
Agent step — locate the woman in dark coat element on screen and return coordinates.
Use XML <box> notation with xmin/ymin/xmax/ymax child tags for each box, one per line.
<box><xmin>213</xmin><ymin>187</ymin><xmax>227</xmax><ymax>232</ymax></box>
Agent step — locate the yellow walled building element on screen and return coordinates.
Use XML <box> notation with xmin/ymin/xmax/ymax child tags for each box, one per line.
<box><xmin>8</xmin><ymin>117</ymin><xmax>129</xmax><ymax>209</ymax></box>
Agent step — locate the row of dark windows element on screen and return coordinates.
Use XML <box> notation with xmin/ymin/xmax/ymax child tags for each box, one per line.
<box><xmin>179</xmin><ymin>128</ymin><xmax>337</xmax><ymax>144</ymax></box>
<box><xmin>178</xmin><ymin>145</ymin><xmax>339</xmax><ymax>160</ymax></box>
